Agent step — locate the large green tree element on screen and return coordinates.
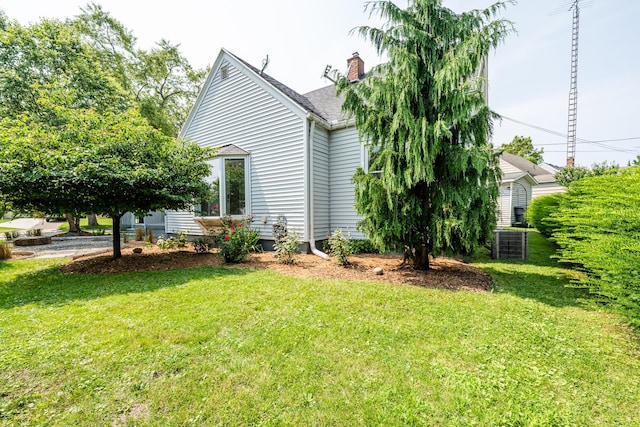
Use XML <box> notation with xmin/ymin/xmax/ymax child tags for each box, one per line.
<box><xmin>0</xmin><ymin>7</ymin><xmax>208</xmax><ymax>231</ymax></box>
<box><xmin>0</xmin><ymin>12</ymin><xmax>130</xmax><ymax>119</ymax></box>
<box><xmin>0</xmin><ymin>101</ymin><xmax>214</xmax><ymax>259</ymax></box>
<box><xmin>71</xmin><ymin>4</ymin><xmax>206</xmax><ymax>136</ymax></box>
<box><xmin>501</xmin><ymin>135</ymin><xmax>544</xmax><ymax>164</ymax></box>
<box><xmin>338</xmin><ymin>0</ymin><xmax>513</xmax><ymax>269</ymax></box>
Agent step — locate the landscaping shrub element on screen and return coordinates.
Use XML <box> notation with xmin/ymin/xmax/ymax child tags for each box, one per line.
<box><xmin>175</xmin><ymin>230</ymin><xmax>189</xmax><ymax>248</ymax></box>
<box><xmin>527</xmin><ymin>193</ymin><xmax>566</xmax><ymax>237</ymax></box>
<box><xmin>26</xmin><ymin>228</ymin><xmax>42</xmax><ymax>237</ymax></box>
<box><xmin>134</xmin><ymin>228</ymin><xmax>145</xmax><ymax>241</ymax></box>
<box><xmin>0</xmin><ymin>241</ymin><xmax>11</xmax><ymax>260</ymax></box>
<box><xmin>4</xmin><ymin>231</ymin><xmax>19</xmax><ymax>241</ymax></box>
<box><xmin>146</xmin><ymin>229</ymin><xmax>154</xmax><ymax>243</ymax></box>
<box><xmin>350</xmin><ymin>238</ymin><xmax>380</xmax><ymax>254</ymax></box>
<box><xmin>217</xmin><ymin>215</ymin><xmax>261</xmax><ymax>263</ymax></box>
<box><xmin>192</xmin><ymin>237</ymin><xmax>214</xmax><ymax>254</ymax></box>
<box><xmin>272</xmin><ymin>219</ymin><xmax>300</xmax><ymax>265</ymax></box>
<box><xmin>327</xmin><ymin>228</ymin><xmax>351</xmax><ymax>266</ymax></box>
<box><xmin>156</xmin><ymin>235</ymin><xmax>177</xmax><ymax>250</ymax></box>
<box><xmin>551</xmin><ymin>167</ymin><xmax>640</xmax><ymax>326</ymax></box>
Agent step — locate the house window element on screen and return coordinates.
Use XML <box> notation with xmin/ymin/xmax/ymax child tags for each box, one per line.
<box><xmin>221</xmin><ymin>65</ymin><xmax>229</xmax><ymax>80</ymax></box>
<box><xmin>366</xmin><ymin>145</ymin><xmax>382</xmax><ymax>178</ymax></box>
<box><xmin>197</xmin><ymin>156</ymin><xmax>249</xmax><ymax>217</ymax></box>
<box><xmin>224</xmin><ymin>158</ymin><xmax>246</xmax><ymax>215</ymax></box>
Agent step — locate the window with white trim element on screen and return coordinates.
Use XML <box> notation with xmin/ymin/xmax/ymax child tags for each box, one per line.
<box><xmin>365</xmin><ymin>144</ymin><xmax>382</xmax><ymax>178</ymax></box>
<box><xmin>197</xmin><ymin>155</ymin><xmax>249</xmax><ymax>217</ymax></box>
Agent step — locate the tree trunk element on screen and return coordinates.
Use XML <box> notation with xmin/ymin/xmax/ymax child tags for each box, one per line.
<box><xmin>413</xmin><ymin>245</ymin><xmax>430</xmax><ymax>270</ymax></box>
<box><xmin>87</xmin><ymin>214</ymin><xmax>98</xmax><ymax>226</ymax></box>
<box><xmin>112</xmin><ymin>214</ymin><xmax>122</xmax><ymax>259</ymax></box>
<box><xmin>65</xmin><ymin>213</ymin><xmax>80</xmax><ymax>233</ymax></box>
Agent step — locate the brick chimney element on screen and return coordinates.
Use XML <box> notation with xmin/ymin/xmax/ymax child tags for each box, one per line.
<box><xmin>346</xmin><ymin>52</ymin><xmax>365</xmax><ymax>82</ymax></box>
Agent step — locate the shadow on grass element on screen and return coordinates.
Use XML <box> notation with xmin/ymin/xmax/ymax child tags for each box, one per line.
<box><xmin>474</xmin><ymin>230</ymin><xmax>589</xmax><ymax>308</ymax></box>
<box><xmin>0</xmin><ymin>263</ymin><xmax>251</xmax><ymax>309</ymax></box>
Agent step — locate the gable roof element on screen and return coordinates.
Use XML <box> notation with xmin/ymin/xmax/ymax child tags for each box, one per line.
<box><xmin>216</xmin><ymin>144</ymin><xmax>249</xmax><ymax>156</ymax></box>
<box><xmin>500</xmin><ymin>152</ymin><xmax>557</xmax><ymax>184</ymax></box>
<box><xmin>228</xmin><ymin>51</ymin><xmax>327</xmax><ymax>119</ymax></box>
<box><xmin>223</xmin><ymin>49</ymin><xmax>350</xmax><ymax>125</ymax></box>
<box><xmin>501</xmin><ymin>171</ymin><xmax>538</xmax><ymax>186</ymax></box>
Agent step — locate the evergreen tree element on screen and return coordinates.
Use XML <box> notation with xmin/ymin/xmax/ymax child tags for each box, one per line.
<box><xmin>338</xmin><ymin>0</ymin><xmax>513</xmax><ymax>269</ymax></box>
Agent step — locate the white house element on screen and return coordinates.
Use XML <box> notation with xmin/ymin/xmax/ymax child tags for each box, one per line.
<box><xmin>164</xmin><ymin>48</ymin><xmax>369</xmax><ymax>253</ymax></box>
<box><xmin>164</xmin><ymin>48</ymin><xmax>564</xmax><ymax>246</ymax></box>
<box><xmin>496</xmin><ymin>152</ymin><xmax>565</xmax><ymax>227</ymax></box>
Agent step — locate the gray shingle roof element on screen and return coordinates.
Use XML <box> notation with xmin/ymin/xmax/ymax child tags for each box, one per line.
<box><xmin>501</xmin><ymin>151</ymin><xmax>557</xmax><ymax>184</ymax></box>
<box><xmin>229</xmin><ymin>52</ymin><xmax>328</xmax><ymax>120</ymax></box>
<box><xmin>216</xmin><ymin>144</ymin><xmax>249</xmax><ymax>156</ymax></box>
<box><xmin>303</xmin><ymin>85</ymin><xmax>349</xmax><ymax>124</ymax></box>
<box><xmin>227</xmin><ymin>51</ymin><xmax>349</xmax><ymax>124</ymax></box>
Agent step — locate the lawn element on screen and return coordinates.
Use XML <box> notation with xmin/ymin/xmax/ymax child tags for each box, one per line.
<box><xmin>1</xmin><ymin>233</ymin><xmax>639</xmax><ymax>426</ymax></box>
<box><xmin>57</xmin><ymin>216</ymin><xmax>113</xmax><ymax>232</ymax></box>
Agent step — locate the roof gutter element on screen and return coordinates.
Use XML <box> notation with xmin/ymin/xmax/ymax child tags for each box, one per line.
<box><xmin>306</xmin><ymin>115</ymin><xmax>330</xmax><ymax>260</ymax></box>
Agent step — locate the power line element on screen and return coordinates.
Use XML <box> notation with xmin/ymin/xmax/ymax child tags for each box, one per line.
<box><xmin>497</xmin><ymin>115</ymin><xmax>640</xmax><ymax>155</ymax></box>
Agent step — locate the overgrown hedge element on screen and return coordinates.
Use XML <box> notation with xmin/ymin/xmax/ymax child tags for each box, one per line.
<box><xmin>550</xmin><ymin>167</ymin><xmax>640</xmax><ymax>326</ymax></box>
<box><xmin>527</xmin><ymin>193</ymin><xmax>566</xmax><ymax>237</ymax></box>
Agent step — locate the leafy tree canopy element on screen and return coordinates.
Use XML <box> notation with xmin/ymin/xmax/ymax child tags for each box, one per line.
<box><xmin>0</xmin><ymin>97</ymin><xmax>215</xmax><ymax>258</ymax></box>
<box><xmin>554</xmin><ymin>161</ymin><xmax>620</xmax><ymax>187</ymax></box>
<box><xmin>501</xmin><ymin>135</ymin><xmax>544</xmax><ymax>164</ymax></box>
<box><xmin>337</xmin><ymin>0</ymin><xmax>513</xmax><ymax>269</ymax></box>
<box><xmin>0</xmin><ymin>5</ymin><xmax>207</xmax><ymax>135</ymax></box>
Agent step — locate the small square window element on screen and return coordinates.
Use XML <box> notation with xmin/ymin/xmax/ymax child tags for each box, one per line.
<box><xmin>221</xmin><ymin>65</ymin><xmax>229</xmax><ymax>80</ymax></box>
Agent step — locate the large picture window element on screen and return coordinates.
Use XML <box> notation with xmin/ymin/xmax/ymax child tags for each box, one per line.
<box><xmin>225</xmin><ymin>158</ymin><xmax>246</xmax><ymax>215</ymax></box>
<box><xmin>197</xmin><ymin>155</ymin><xmax>249</xmax><ymax>217</ymax></box>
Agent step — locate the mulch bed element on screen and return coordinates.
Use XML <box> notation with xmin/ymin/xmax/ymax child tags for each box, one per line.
<box><xmin>59</xmin><ymin>245</ymin><xmax>492</xmax><ymax>292</ymax></box>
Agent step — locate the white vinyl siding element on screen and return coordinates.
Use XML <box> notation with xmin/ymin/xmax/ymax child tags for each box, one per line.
<box><xmin>532</xmin><ymin>183</ymin><xmax>566</xmax><ymax>198</ymax></box>
<box><xmin>166</xmin><ymin>59</ymin><xmax>306</xmax><ymax>238</ymax></box>
<box><xmin>497</xmin><ymin>177</ymin><xmax>534</xmax><ymax>227</ymax></box>
<box><xmin>497</xmin><ymin>185</ymin><xmax>512</xmax><ymax>227</ymax></box>
<box><xmin>329</xmin><ymin>127</ymin><xmax>364</xmax><ymax>239</ymax></box>
<box><xmin>313</xmin><ymin>125</ymin><xmax>330</xmax><ymax>241</ymax></box>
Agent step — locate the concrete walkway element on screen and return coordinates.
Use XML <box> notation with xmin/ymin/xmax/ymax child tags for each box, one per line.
<box><xmin>2</xmin><ymin>218</ymin><xmax>42</xmax><ymax>230</ymax></box>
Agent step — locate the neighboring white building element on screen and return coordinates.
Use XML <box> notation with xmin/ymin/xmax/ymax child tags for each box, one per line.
<box><xmin>496</xmin><ymin>152</ymin><xmax>565</xmax><ymax>227</ymax></box>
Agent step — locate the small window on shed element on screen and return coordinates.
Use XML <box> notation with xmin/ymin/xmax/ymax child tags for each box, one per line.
<box><xmin>221</xmin><ymin>65</ymin><xmax>229</xmax><ymax>80</ymax></box>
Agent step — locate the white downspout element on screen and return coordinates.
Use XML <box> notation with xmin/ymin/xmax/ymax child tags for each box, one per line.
<box><xmin>307</xmin><ymin>117</ymin><xmax>330</xmax><ymax>260</ymax></box>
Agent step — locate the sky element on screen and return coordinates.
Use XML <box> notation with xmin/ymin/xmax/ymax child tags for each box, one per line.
<box><xmin>2</xmin><ymin>0</ymin><xmax>639</xmax><ymax>167</ymax></box>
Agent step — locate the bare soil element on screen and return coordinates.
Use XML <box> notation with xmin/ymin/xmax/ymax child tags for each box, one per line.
<box><xmin>59</xmin><ymin>243</ymin><xmax>492</xmax><ymax>291</ymax></box>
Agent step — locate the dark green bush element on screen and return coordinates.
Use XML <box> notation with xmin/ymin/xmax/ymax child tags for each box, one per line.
<box><xmin>527</xmin><ymin>193</ymin><xmax>566</xmax><ymax>237</ymax></box>
<box><xmin>350</xmin><ymin>239</ymin><xmax>380</xmax><ymax>254</ymax></box>
<box><xmin>551</xmin><ymin>167</ymin><xmax>640</xmax><ymax>326</ymax></box>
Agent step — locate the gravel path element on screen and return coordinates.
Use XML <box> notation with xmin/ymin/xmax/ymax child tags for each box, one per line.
<box><xmin>11</xmin><ymin>236</ymin><xmax>114</xmax><ymax>259</ymax></box>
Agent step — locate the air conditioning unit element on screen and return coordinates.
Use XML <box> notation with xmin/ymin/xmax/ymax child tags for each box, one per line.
<box><xmin>492</xmin><ymin>230</ymin><xmax>528</xmax><ymax>260</ymax></box>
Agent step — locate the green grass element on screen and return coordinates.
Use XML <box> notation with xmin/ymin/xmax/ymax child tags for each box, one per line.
<box><xmin>1</xmin><ymin>233</ymin><xmax>639</xmax><ymax>426</ymax></box>
<box><xmin>57</xmin><ymin>216</ymin><xmax>112</xmax><ymax>232</ymax></box>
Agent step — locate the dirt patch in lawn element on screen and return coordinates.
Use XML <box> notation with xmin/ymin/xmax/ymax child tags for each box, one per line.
<box><xmin>59</xmin><ymin>243</ymin><xmax>492</xmax><ymax>291</ymax></box>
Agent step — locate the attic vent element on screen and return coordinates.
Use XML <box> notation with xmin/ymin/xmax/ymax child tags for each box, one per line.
<box><xmin>492</xmin><ymin>230</ymin><xmax>528</xmax><ymax>260</ymax></box>
<box><xmin>221</xmin><ymin>65</ymin><xmax>229</xmax><ymax>80</ymax></box>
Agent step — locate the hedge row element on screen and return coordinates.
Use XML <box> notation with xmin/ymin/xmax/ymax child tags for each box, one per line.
<box><xmin>546</xmin><ymin>167</ymin><xmax>640</xmax><ymax>326</ymax></box>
